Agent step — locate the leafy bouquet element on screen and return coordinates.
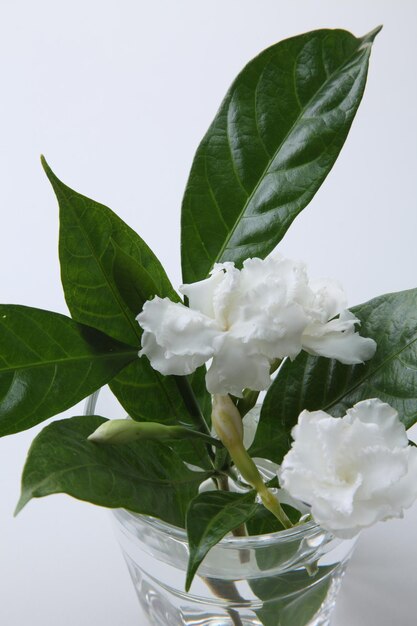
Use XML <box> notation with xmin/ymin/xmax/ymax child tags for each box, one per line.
<box><xmin>2</xmin><ymin>25</ymin><xmax>417</xmax><ymax>607</ymax></box>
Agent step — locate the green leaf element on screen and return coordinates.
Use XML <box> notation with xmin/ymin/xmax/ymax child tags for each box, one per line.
<box><xmin>42</xmin><ymin>158</ymin><xmax>210</xmax><ymax>436</ymax></box>
<box><xmin>16</xmin><ymin>415</ymin><xmax>210</xmax><ymax>527</ymax></box>
<box><xmin>246</xmin><ymin>504</ymin><xmax>301</xmax><ymax>536</ymax></box>
<box><xmin>251</xmin><ymin>566</ymin><xmax>334</xmax><ymax>626</ymax></box>
<box><xmin>250</xmin><ymin>289</ymin><xmax>417</xmax><ymax>464</ymax></box>
<box><xmin>185</xmin><ymin>490</ymin><xmax>258</xmax><ymax>590</ymax></box>
<box><xmin>181</xmin><ymin>27</ymin><xmax>380</xmax><ymax>283</ymax></box>
<box><xmin>109</xmin><ymin>360</ymin><xmax>191</xmax><ymax>425</ymax></box>
<box><xmin>110</xmin><ymin>238</ymin><xmax>178</xmax><ymax>319</ymax></box>
<box><xmin>0</xmin><ymin>305</ymin><xmax>137</xmax><ymax>437</ymax></box>
<box><xmin>42</xmin><ymin>156</ymin><xmax>177</xmax><ymax>347</ymax></box>
<box><xmin>188</xmin><ymin>366</ymin><xmax>212</xmax><ymax>423</ymax></box>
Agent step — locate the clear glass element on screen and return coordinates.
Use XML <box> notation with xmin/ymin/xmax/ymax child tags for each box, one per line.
<box><xmin>113</xmin><ymin>509</ymin><xmax>357</xmax><ymax>626</ymax></box>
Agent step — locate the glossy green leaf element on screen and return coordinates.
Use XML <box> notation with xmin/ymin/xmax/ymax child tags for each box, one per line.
<box><xmin>185</xmin><ymin>490</ymin><xmax>258</xmax><ymax>590</ymax></box>
<box><xmin>109</xmin><ymin>238</ymin><xmax>176</xmax><ymax>319</ymax></box>
<box><xmin>42</xmin><ymin>156</ymin><xmax>177</xmax><ymax>347</ymax></box>
<box><xmin>181</xmin><ymin>27</ymin><xmax>380</xmax><ymax>283</ymax></box>
<box><xmin>109</xmin><ymin>360</ymin><xmax>191</xmax><ymax>425</ymax></box>
<box><xmin>169</xmin><ymin>439</ymin><xmax>214</xmax><ymax>471</ymax></box>
<box><xmin>42</xmin><ymin>158</ymin><xmax>211</xmax><ymax>435</ymax></box>
<box><xmin>0</xmin><ymin>305</ymin><xmax>136</xmax><ymax>437</ymax></box>
<box><xmin>16</xmin><ymin>415</ymin><xmax>210</xmax><ymax>527</ymax></box>
<box><xmin>109</xmin><ymin>363</ymin><xmax>210</xmax><ymax>428</ymax></box>
<box><xmin>250</xmin><ymin>289</ymin><xmax>417</xmax><ymax>464</ymax></box>
<box><xmin>251</xmin><ymin>566</ymin><xmax>334</xmax><ymax>626</ymax></box>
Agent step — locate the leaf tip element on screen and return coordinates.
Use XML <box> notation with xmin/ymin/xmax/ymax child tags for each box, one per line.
<box><xmin>40</xmin><ymin>154</ymin><xmax>50</xmax><ymax>174</ymax></box>
<box><xmin>14</xmin><ymin>493</ymin><xmax>30</xmax><ymax>517</ymax></box>
<box><xmin>40</xmin><ymin>155</ymin><xmax>61</xmax><ymax>190</ymax></box>
<box><xmin>361</xmin><ymin>24</ymin><xmax>383</xmax><ymax>46</ymax></box>
<box><xmin>184</xmin><ymin>566</ymin><xmax>195</xmax><ymax>593</ymax></box>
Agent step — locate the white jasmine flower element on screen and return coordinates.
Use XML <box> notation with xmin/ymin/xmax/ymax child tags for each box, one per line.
<box><xmin>137</xmin><ymin>254</ymin><xmax>376</xmax><ymax>396</ymax></box>
<box><xmin>279</xmin><ymin>399</ymin><xmax>417</xmax><ymax>537</ymax></box>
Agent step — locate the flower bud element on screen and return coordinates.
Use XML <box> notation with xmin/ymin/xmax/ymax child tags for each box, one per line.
<box><xmin>88</xmin><ymin>420</ymin><xmax>220</xmax><ymax>447</ymax></box>
<box><xmin>88</xmin><ymin>420</ymin><xmax>177</xmax><ymax>444</ymax></box>
<box><xmin>211</xmin><ymin>394</ymin><xmax>243</xmax><ymax>448</ymax></box>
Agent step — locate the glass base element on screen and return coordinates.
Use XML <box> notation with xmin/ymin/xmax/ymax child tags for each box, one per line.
<box><xmin>124</xmin><ymin>555</ymin><xmax>346</xmax><ymax>625</ymax></box>
<box><xmin>114</xmin><ymin>510</ymin><xmax>355</xmax><ymax>626</ymax></box>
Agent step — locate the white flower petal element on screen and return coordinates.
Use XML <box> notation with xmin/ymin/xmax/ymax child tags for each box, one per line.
<box><xmin>137</xmin><ymin>297</ymin><xmax>220</xmax><ymax>375</ymax></box>
<box><xmin>345</xmin><ymin>398</ymin><xmax>408</xmax><ymax>448</ymax></box>
<box><xmin>354</xmin><ymin>446</ymin><xmax>408</xmax><ymax>499</ymax></box>
<box><xmin>381</xmin><ymin>447</ymin><xmax>417</xmax><ymax>512</ymax></box>
<box><xmin>139</xmin><ymin>331</ymin><xmax>202</xmax><ymax>375</ymax></box>
<box><xmin>231</xmin><ymin>302</ymin><xmax>307</xmax><ymax>361</ymax></box>
<box><xmin>302</xmin><ymin>310</ymin><xmax>377</xmax><ymax>364</ymax></box>
<box><xmin>179</xmin><ymin>269</ymin><xmax>225</xmax><ymax>319</ymax></box>
<box><xmin>211</xmin><ymin>263</ymin><xmax>240</xmax><ymax>329</ymax></box>
<box><xmin>205</xmin><ymin>335</ymin><xmax>271</xmax><ymax>397</ymax></box>
<box><xmin>239</xmin><ymin>255</ymin><xmax>312</xmax><ymax>310</ymax></box>
<box><xmin>288</xmin><ymin>411</ymin><xmax>340</xmax><ymax>478</ymax></box>
<box><xmin>309</xmin><ymin>278</ymin><xmax>347</xmax><ymax>321</ymax></box>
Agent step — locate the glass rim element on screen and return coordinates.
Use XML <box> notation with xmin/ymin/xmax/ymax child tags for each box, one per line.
<box><xmin>114</xmin><ymin>508</ymin><xmax>322</xmax><ymax>548</ymax></box>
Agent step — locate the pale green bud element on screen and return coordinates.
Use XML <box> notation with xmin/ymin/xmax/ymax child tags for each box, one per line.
<box><xmin>87</xmin><ymin>420</ymin><xmax>172</xmax><ymax>444</ymax></box>
<box><xmin>211</xmin><ymin>394</ymin><xmax>243</xmax><ymax>448</ymax></box>
<box><xmin>88</xmin><ymin>419</ymin><xmax>221</xmax><ymax>447</ymax></box>
<box><xmin>212</xmin><ymin>394</ymin><xmax>263</xmax><ymax>488</ymax></box>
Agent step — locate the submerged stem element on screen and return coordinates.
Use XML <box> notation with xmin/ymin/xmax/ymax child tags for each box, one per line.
<box><xmin>203</xmin><ymin>578</ymin><xmax>246</xmax><ymax>626</ymax></box>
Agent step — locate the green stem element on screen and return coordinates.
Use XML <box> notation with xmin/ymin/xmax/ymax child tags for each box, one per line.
<box><xmin>217</xmin><ymin>474</ymin><xmax>230</xmax><ymax>491</ymax></box>
<box><xmin>258</xmin><ymin>486</ymin><xmax>292</xmax><ymax>530</ymax></box>
<box><xmin>214</xmin><ymin>445</ymin><xmax>231</xmax><ymax>472</ymax></box>
<box><xmin>170</xmin><ymin>426</ymin><xmax>222</xmax><ymax>447</ymax></box>
<box><xmin>230</xmin><ymin>444</ymin><xmax>292</xmax><ymax>530</ymax></box>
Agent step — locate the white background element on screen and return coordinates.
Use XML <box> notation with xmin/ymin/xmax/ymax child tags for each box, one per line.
<box><xmin>0</xmin><ymin>1</ymin><xmax>416</xmax><ymax>624</ymax></box>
